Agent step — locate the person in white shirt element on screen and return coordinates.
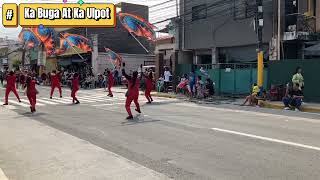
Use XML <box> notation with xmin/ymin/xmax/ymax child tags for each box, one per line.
<box><xmin>163</xmin><ymin>67</ymin><xmax>172</xmax><ymax>92</ymax></box>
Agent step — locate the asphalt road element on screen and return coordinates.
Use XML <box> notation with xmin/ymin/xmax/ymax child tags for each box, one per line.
<box><xmin>1</xmin><ymin>85</ymin><xmax>320</xmax><ymax>180</ymax></box>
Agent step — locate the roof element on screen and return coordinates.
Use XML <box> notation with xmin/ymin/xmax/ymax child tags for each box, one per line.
<box><xmin>156</xmin><ymin>36</ymin><xmax>175</xmax><ymax>45</ymax></box>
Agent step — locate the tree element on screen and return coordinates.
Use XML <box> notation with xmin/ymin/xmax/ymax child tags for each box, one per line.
<box><xmin>12</xmin><ymin>59</ymin><xmax>21</xmax><ymax>71</ymax></box>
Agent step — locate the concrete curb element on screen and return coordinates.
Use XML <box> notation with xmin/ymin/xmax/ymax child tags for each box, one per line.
<box><xmin>260</xmin><ymin>101</ymin><xmax>320</xmax><ymax>113</ymax></box>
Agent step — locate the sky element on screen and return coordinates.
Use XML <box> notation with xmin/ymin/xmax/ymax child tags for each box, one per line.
<box><xmin>0</xmin><ymin>0</ymin><xmax>175</xmax><ymax>40</ymax></box>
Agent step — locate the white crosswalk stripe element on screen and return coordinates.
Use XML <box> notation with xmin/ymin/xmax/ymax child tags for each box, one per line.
<box><xmin>0</xmin><ymin>89</ymin><xmax>176</xmax><ymax>110</ymax></box>
<box><xmin>78</xmin><ymin>96</ymin><xmax>107</xmax><ymax>102</ymax></box>
<box><xmin>37</xmin><ymin>99</ymin><xmax>58</xmax><ymax>105</ymax></box>
<box><xmin>20</xmin><ymin>99</ymin><xmax>45</xmax><ymax>106</ymax></box>
<box><xmin>8</xmin><ymin>100</ymin><xmax>30</xmax><ymax>107</ymax></box>
<box><xmin>42</xmin><ymin>98</ymin><xmax>69</xmax><ymax>104</ymax></box>
<box><xmin>91</xmin><ymin>103</ymin><xmax>123</xmax><ymax>107</ymax></box>
<box><xmin>72</xmin><ymin>96</ymin><xmax>99</xmax><ymax>103</ymax></box>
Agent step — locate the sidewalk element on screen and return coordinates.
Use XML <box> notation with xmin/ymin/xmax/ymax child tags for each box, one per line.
<box><xmin>0</xmin><ymin>108</ymin><xmax>169</xmax><ymax>180</ymax></box>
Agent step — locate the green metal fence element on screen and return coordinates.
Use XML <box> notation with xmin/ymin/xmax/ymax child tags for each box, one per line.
<box><xmin>176</xmin><ymin>63</ymin><xmax>268</xmax><ymax>96</ymax></box>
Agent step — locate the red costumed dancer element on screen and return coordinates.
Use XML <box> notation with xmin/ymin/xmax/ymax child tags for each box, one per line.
<box><xmin>25</xmin><ymin>76</ymin><xmax>37</xmax><ymax>113</ymax></box>
<box><xmin>122</xmin><ymin>69</ymin><xmax>141</xmax><ymax>120</ymax></box>
<box><xmin>3</xmin><ymin>71</ymin><xmax>21</xmax><ymax>105</ymax></box>
<box><xmin>107</xmin><ymin>70</ymin><xmax>114</xmax><ymax>97</ymax></box>
<box><xmin>71</xmin><ymin>73</ymin><xmax>80</xmax><ymax>104</ymax></box>
<box><xmin>50</xmin><ymin>70</ymin><xmax>62</xmax><ymax>99</ymax></box>
<box><xmin>144</xmin><ymin>71</ymin><xmax>154</xmax><ymax>103</ymax></box>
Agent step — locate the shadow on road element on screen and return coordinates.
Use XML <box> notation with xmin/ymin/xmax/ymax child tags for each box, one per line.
<box><xmin>121</xmin><ymin>115</ymin><xmax>161</xmax><ymax>126</ymax></box>
<box><xmin>20</xmin><ymin>112</ymin><xmax>48</xmax><ymax>117</ymax></box>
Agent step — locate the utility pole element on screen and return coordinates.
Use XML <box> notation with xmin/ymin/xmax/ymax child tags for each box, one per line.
<box><xmin>175</xmin><ymin>0</ymin><xmax>179</xmax><ymax>17</ymax></box>
<box><xmin>21</xmin><ymin>46</ymin><xmax>26</xmax><ymax>69</ymax></box>
<box><xmin>256</xmin><ymin>0</ymin><xmax>264</xmax><ymax>87</ymax></box>
<box><xmin>277</xmin><ymin>0</ymin><xmax>281</xmax><ymax>60</ymax></box>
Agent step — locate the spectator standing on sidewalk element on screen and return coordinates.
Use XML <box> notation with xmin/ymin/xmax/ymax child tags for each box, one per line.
<box><xmin>118</xmin><ymin>67</ymin><xmax>122</xmax><ymax>85</ymax></box>
<box><xmin>283</xmin><ymin>83</ymin><xmax>304</xmax><ymax>111</ymax></box>
<box><xmin>292</xmin><ymin>67</ymin><xmax>304</xmax><ymax>90</ymax></box>
<box><xmin>163</xmin><ymin>67</ymin><xmax>171</xmax><ymax>92</ymax></box>
<box><xmin>138</xmin><ymin>64</ymin><xmax>143</xmax><ymax>78</ymax></box>
<box><xmin>188</xmin><ymin>69</ymin><xmax>196</xmax><ymax>97</ymax></box>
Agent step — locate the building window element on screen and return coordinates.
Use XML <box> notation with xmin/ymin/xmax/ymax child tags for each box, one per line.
<box><xmin>234</xmin><ymin>0</ymin><xmax>256</xmax><ymax>20</ymax></box>
<box><xmin>192</xmin><ymin>4</ymin><xmax>207</xmax><ymax>21</ymax></box>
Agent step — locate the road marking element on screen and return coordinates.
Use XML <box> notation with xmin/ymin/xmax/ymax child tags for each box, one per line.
<box><xmin>8</xmin><ymin>100</ymin><xmax>30</xmax><ymax>107</ymax></box>
<box><xmin>42</xmin><ymin>98</ymin><xmax>69</xmax><ymax>104</ymax></box>
<box><xmin>211</xmin><ymin>128</ymin><xmax>320</xmax><ymax>152</ymax></box>
<box><xmin>91</xmin><ymin>103</ymin><xmax>123</xmax><ymax>107</ymax></box>
<box><xmin>0</xmin><ymin>168</ymin><xmax>8</xmax><ymax>180</ymax></box>
<box><xmin>20</xmin><ymin>99</ymin><xmax>45</xmax><ymax>106</ymax></box>
<box><xmin>72</xmin><ymin>97</ymin><xmax>98</xmax><ymax>103</ymax></box>
<box><xmin>80</xmin><ymin>94</ymin><xmax>106</xmax><ymax>98</ymax></box>
<box><xmin>5</xmin><ymin>105</ymin><xmax>17</xmax><ymax>110</ymax></box>
<box><xmin>79</xmin><ymin>96</ymin><xmax>107</xmax><ymax>102</ymax></box>
<box><xmin>37</xmin><ymin>99</ymin><xmax>58</xmax><ymax>105</ymax></box>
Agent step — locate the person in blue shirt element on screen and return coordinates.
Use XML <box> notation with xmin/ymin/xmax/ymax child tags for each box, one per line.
<box><xmin>189</xmin><ymin>69</ymin><xmax>196</xmax><ymax>97</ymax></box>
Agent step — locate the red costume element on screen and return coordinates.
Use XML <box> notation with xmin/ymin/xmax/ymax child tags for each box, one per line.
<box><xmin>4</xmin><ymin>74</ymin><xmax>21</xmax><ymax>104</ymax></box>
<box><xmin>71</xmin><ymin>76</ymin><xmax>79</xmax><ymax>103</ymax></box>
<box><xmin>145</xmin><ymin>76</ymin><xmax>153</xmax><ymax>103</ymax></box>
<box><xmin>50</xmin><ymin>73</ymin><xmax>62</xmax><ymax>98</ymax></box>
<box><xmin>125</xmin><ymin>78</ymin><xmax>141</xmax><ymax>117</ymax></box>
<box><xmin>26</xmin><ymin>79</ymin><xmax>37</xmax><ymax>111</ymax></box>
<box><xmin>108</xmin><ymin>73</ymin><xmax>114</xmax><ymax>96</ymax></box>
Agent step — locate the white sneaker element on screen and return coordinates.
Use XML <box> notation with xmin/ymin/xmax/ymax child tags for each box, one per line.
<box><xmin>284</xmin><ymin>107</ymin><xmax>290</xmax><ymax>110</ymax></box>
<box><xmin>295</xmin><ymin>108</ymin><xmax>300</xmax><ymax>112</ymax></box>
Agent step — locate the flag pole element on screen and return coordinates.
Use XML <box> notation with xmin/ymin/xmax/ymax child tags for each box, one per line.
<box><xmin>128</xmin><ymin>32</ymin><xmax>150</xmax><ymax>53</ymax></box>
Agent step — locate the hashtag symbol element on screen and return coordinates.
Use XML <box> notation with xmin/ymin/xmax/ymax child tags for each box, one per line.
<box><xmin>6</xmin><ymin>9</ymin><xmax>13</xmax><ymax>21</ymax></box>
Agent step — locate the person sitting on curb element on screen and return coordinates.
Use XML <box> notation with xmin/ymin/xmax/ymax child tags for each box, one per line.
<box><xmin>283</xmin><ymin>83</ymin><xmax>304</xmax><ymax>111</ymax></box>
<box><xmin>241</xmin><ymin>83</ymin><xmax>260</xmax><ymax>106</ymax></box>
